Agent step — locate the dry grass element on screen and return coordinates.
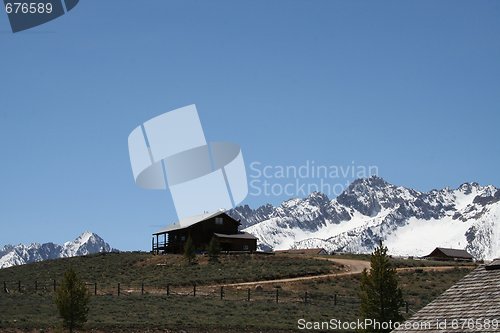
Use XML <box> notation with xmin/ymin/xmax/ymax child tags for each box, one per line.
<box><xmin>0</xmin><ymin>253</ymin><xmax>474</xmax><ymax>332</ymax></box>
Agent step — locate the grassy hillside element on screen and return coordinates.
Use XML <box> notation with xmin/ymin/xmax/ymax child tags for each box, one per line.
<box><xmin>0</xmin><ymin>253</ymin><xmax>475</xmax><ymax>332</ymax></box>
<box><xmin>0</xmin><ymin>252</ymin><xmax>334</xmax><ymax>290</ymax></box>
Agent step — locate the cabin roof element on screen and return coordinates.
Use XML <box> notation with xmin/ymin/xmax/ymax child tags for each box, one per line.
<box><xmin>425</xmin><ymin>247</ymin><xmax>473</xmax><ymax>259</ymax></box>
<box><xmin>392</xmin><ymin>262</ymin><xmax>500</xmax><ymax>332</ymax></box>
<box><xmin>153</xmin><ymin>210</ymin><xmax>234</xmax><ymax>235</ymax></box>
<box><xmin>213</xmin><ymin>232</ymin><xmax>258</xmax><ymax>240</ymax></box>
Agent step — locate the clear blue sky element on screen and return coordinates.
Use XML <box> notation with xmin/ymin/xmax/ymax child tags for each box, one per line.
<box><xmin>1</xmin><ymin>1</ymin><xmax>499</xmax><ymax>250</ymax></box>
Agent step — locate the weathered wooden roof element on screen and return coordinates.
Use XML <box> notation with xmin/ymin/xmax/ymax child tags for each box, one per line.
<box><xmin>425</xmin><ymin>247</ymin><xmax>473</xmax><ymax>259</ymax></box>
<box><xmin>275</xmin><ymin>248</ymin><xmax>327</xmax><ymax>255</ymax></box>
<box><xmin>392</xmin><ymin>261</ymin><xmax>500</xmax><ymax>333</ymax></box>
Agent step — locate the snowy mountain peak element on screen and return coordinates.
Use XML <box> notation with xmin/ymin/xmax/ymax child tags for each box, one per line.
<box><xmin>305</xmin><ymin>191</ymin><xmax>330</xmax><ymax>205</ymax></box>
<box><xmin>0</xmin><ymin>232</ymin><xmax>112</xmax><ymax>269</ymax></box>
<box><xmin>336</xmin><ymin>176</ymin><xmax>418</xmax><ymax>217</ymax></box>
<box><xmin>351</xmin><ymin>175</ymin><xmax>390</xmax><ymax>188</ymax></box>
<box><xmin>231</xmin><ymin>177</ymin><xmax>500</xmax><ymax>260</ymax></box>
<box><xmin>76</xmin><ymin>231</ymin><xmax>95</xmax><ymax>242</ymax></box>
<box><xmin>230</xmin><ymin>203</ymin><xmax>276</xmax><ymax>229</ymax></box>
<box><xmin>458</xmin><ymin>182</ymin><xmax>480</xmax><ymax>194</ymax></box>
<box><xmin>63</xmin><ymin>232</ymin><xmax>111</xmax><ymax>257</ymax></box>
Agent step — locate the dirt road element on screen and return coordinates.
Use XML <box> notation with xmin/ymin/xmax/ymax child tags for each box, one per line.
<box><xmin>220</xmin><ymin>257</ymin><xmax>472</xmax><ymax>288</ymax></box>
<box><xmin>221</xmin><ymin>258</ymin><xmax>371</xmax><ymax>287</ymax></box>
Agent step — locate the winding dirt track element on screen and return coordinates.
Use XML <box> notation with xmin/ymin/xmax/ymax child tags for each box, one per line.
<box><xmin>220</xmin><ymin>258</ymin><xmax>370</xmax><ymax>287</ymax></box>
<box><xmin>220</xmin><ymin>257</ymin><xmax>471</xmax><ymax>288</ymax></box>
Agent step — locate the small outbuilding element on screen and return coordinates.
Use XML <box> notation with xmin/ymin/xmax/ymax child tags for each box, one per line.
<box><xmin>422</xmin><ymin>247</ymin><xmax>473</xmax><ymax>262</ymax></box>
<box><xmin>275</xmin><ymin>248</ymin><xmax>328</xmax><ymax>255</ymax></box>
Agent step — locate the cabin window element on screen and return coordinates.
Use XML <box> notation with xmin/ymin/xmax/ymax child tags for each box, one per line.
<box><xmin>181</xmin><ymin>236</ymin><xmax>186</xmax><ymax>241</ymax></box>
<box><xmin>215</xmin><ymin>217</ymin><xmax>223</xmax><ymax>225</ymax></box>
<box><xmin>243</xmin><ymin>245</ymin><xmax>249</xmax><ymax>250</ymax></box>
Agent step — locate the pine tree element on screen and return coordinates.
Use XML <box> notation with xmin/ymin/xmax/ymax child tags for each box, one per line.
<box><xmin>184</xmin><ymin>235</ymin><xmax>196</xmax><ymax>264</ymax></box>
<box><xmin>207</xmin><ymin>236</ymin><xmax>220</xmax><ymax>263</ymax></box>
<box><xmin>54</xmin><ymin>268</ymin><xmax>90</xmax><ymax>333</ymax></box>
<box><xmin>359</xmin><ymin>240</ymin><xmax>404</xmax><ymax>333</ymax></box>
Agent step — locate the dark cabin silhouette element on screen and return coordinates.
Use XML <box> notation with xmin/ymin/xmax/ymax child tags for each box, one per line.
<box><xmin>152</xmin><ymin>211</ymin><xmax>258</xmax><ymax>254</ymax></box>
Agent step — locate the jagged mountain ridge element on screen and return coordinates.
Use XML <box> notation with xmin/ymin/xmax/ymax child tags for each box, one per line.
<box><xmin>0</xmin><ymin>232</ymin><xmax>112</xmax><ymax>269</ymax></box>
<box><xmin>228</xmin><ymin>177</ymin><xmax>500</xmax><ymax>260</ymax></box>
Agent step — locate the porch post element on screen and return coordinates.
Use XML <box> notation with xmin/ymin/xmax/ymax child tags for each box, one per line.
<box><xmin>156</xmin><ymin>234</ymin><xmax>159</xmax><ymax>254</ymax></box>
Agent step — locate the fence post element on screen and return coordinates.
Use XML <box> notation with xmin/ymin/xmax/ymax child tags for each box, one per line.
<box><xmin>220</xmin><ymin>286</ymin><xmax>224</xmax><ymax>300</ymax></box>
<box><xmin>118</xmin><ymin>283</ymin><xmax>120</xmax><ymax>296</ymax></box>
<box><xmin>276</xmin><ymin>288</ymin><xmax>279</xmax><ymax>304</ymax></box>
<box><xmin>53</xmin><ymin>279</ymin><xmax>56</xmax><ymax>292</ymax></box>
<box><xmin>166</xmin><ymin>284</ymin><xmax>170</xmax><ymax>296</ymax></box>
<box><xmin>35</xmin><ymin>280</ymin><xmax>37</xmax><ymax>292</ymax></box>
<box><xmin>334</xmin><ymin>293</ymin><xmax>337</xmax><ymax>306</ymax></box>
<box><xmin>193</xmin><ymin>284</ymin><xmax>196</xmax><ymax>297</ymax></box>
<box><xmin>141</xmin><ymin>282</ymin><xmax>144</xmax><ymax>295</ymax></box>
<box><xmin>406</xmin><ymin>301</ymin><xmax>409</xmax><ymax>314</ymax></box>
<box><xmin>247</xmin><ymin>288</ymin><xmax>250</xmax><ymax>302</ymax></box>
<box><xmin>305</xmin><ymin>291</ymin><xmax>308</xmax><ymax>304</ymax></box>
<box><xmin>18</xmin><ymin>281</ymin><xmax>21</xmax><ymax>293</ymax></box>
<box><xmin>3</xmin><ymin>281</ymin><xmax>6</xmax><ymax>293</ymax></box>
<box><xmin>94</xmin><ymin>283</ymin><xmax>97</xmax><ymax>296</ymax></box>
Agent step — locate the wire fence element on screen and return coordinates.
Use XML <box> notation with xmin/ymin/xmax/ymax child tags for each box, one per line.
<box><xmin>1</xmin><ymin>279</ymin><xmax>412</xmax><ymax>313</ymax></box>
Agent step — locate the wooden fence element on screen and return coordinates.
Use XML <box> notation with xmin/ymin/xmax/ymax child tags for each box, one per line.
<box><xmin>1</xmin><ymin>279</ymin><xmax>411</xmax><ymax>313</ymax></box>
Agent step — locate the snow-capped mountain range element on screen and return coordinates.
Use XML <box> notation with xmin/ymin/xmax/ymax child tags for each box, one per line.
<box><xmin>229</xmin><ymin>176</ymin><xmax>500</xmax><ymax>260</ymax></box>
<box><xmin>0</xmin><ymin>232</ymin><xmax>112</xmax><ymax>269</ymax></box>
